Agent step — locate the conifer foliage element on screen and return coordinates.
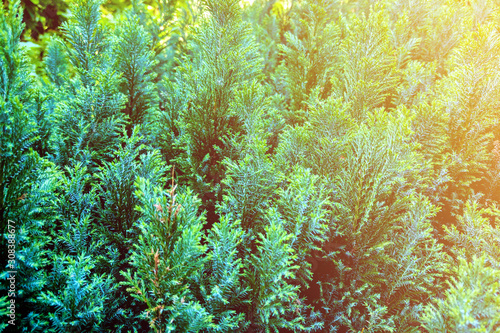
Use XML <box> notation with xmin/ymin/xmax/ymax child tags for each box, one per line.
<box><xmin>4</xmin><ymin>0</ymin><xmax>500</xmax><ymax>332</ymax></box>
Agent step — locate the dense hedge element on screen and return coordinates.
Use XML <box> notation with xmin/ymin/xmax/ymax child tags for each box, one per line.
<box><xmin>2</xmin><ymin>0</ymin><xmax>500</xmax><ymax>332</ymax></box>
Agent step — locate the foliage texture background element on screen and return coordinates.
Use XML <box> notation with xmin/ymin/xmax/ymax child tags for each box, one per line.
<box><xmin>2</xmin><ymin>0</ymin><xmax>500</xmax><ymax>332</ymax></box>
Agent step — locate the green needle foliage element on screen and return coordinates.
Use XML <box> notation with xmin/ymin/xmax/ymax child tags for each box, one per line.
<box><xmin>421</xmin><ymin>255</ymin><xmax>500</xmax><ymax>332</ymax></box>
<box><xmin>95</xmin><ymin>127</ymin><xmax>168</xmax><ymax>245</ymax></box>
<box><xmin>114</xmin><ymin>11</ymin><xmax>158</xmax><ymax>127</ymax></box>
<box><xmin>244</xmin><ymin>218</ymin><xmax>302</xmax><ymax>332</ymax></box>
<box><xmin>44</xmin><ymin>37</ymin><xmax>69</xmax><ymax>88</ymax></box>
<box><xmin>193</xmin><ymin>215</ymin><xmax>249</xmax><ymax>332</ymax></box>
<box><xmin>278</xmin><ymin>0</ymin><xmax>340</xmax><ymax>122</ymax></box>
<box><xmin>38</xmin><ymin>253</ymin><xmax>116</xmax><ymax>333</ymax></box>
<box><xmin>0</xmin><ymin>4</ymin><xmax>52</xmax><ymax>329</ymax></box>
<box><xmin>444</xmin><ymin>198</ymin><xmax>500</xmax><ymax>269</ymax></box>
<box><xmin>160</xmin><ymin>0</ymin><xmax>264</xmax><ymax>201</ymax></box>
<box><xmin>332</xmin><ymin>4</ymin><xmax>399</xmax><ymax>119</ymax></box>
<box><xmin>7</xmin><ymin>0</ymin><xmax>500</xmax><ymax>332</ymax></box>
<box><xmin>438</xmin><ymin>23</ymin><xmax>500</xmax><ymax>207</ymax></box>
<box><xmin>0</xmin><ymin>0</ymin><xmax>40</xmax><ymax>231</ymax></box>
<box><xmin>122</xmin><ymin>177</ymin><xmax>210</xmax><ymax>332</ymax></box>
<box><xmin>49</xmin><ymin>0</ymin><xmax>126</xmax><ymax>168</ymax></box>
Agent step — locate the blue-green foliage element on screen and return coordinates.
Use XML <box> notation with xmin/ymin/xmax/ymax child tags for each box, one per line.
<box><xmin>278</xmin><ymin>0</ymin><xmax>340</xmax><ymax>121</ymax></box>
<box><xmin>122</xmin><ymin>177</ymin><xmax>210</xmax><ymax>332</ymax></box>
<box><xmin>193</xmin><ymin>216</ymin><xmax>249</xmax><ymax>332</ymax></box>
<box><xmin>95</xmin><ymin>127</ymin><xmax>168</xmax><ymax>244</ymax></box>
<box><xmin>244</xmin><ymin>217</ymin><xmax>302</xmax><ymax>331</ymax></box>
<box><xmin>49</xmin><ymin>0</ymin><xmax>125</xmax><ymax>168</ymax></box>
<box><xmin>0</xmin><ymin>0</ymin><xmax>40</xmax><ymax>229</ymax></box>
<box><xmin>7</xmin><ymin>0</ymin><xmax>500</xmax><ymax>332</ymax></box>
<box><xmin>27</xmin><ymin>163</ymin><xmax>123</xmax><ymax>332</ymax></box>
<box><xmin>44</xmin><ymin>37</ymin><xmax>68</xmax><ymax>88</ymax></box>
<box><xmin>114</xmin><ymin>12</ymin><xmax>158</xmax><ymax>126</ymax></box>
<box><xmin>0</xmin><ymin>2</ymin><xmax>50</xmax><ymax>330</ymax></box>
<box><xmin>159</xmin><ymin>0</ymin><xmax>265</xmax><ymax>199</ymax></box>
<box><xmin>38</xmin><ymin>254</ymin><xmax>116</xmax><ymax>332</ymax></box>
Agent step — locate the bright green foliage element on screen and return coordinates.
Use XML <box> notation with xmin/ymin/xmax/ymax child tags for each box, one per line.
<box><xmin>278</xmin><ymin>96</ymin><xmax>355</xmax><ymax>178</ymax></box>
<box><xmin>380</xmin><ymin>195</ymin><xmax>449</xmax><ymax>331</ymax></box>
<box><xmin>332</xmin><ymin>5</ymin><xmax>398</xmax><ymax>119</ymax></box>
<box><xmin>243</xmin><ymin>0</ymin><xmax>283</xmax><ymax>80</ymax></box>
<box><xmin>421</xmin><ymin>255</ymin><xmax>500</xmax><ymax>332</ymax></box>
<box><xmin>415</xmin><ymin>0</ymin><xmax>469</xmax><ymax>68</ymax></box>
<box><xmin>53</xmin><ymin>163</ymin><xmax>102</xmax><ymax>256</ymax></box>
<box><xmin>219</xmin><ymin>151</ymin><xmax>281</xmax><ymax>230</ymax></box>
<box><xmin>0</xmin><ymin>0</ymin><xmax>32</xmax><ymax>99</ymax></box>
<box><xmin>278</xmin><ymin>0</ymin><xmax>340</xmax><ymax>121</ymax></box>
<box><xmin>438</xmin><ymin>24</ymin><xmax>500</xmax><ymax>206</ymax></box>
<box><xmin>394</xmin><ymin>60</ymin><xmax>436</xmax><ymax>107</ymax></box>
<box><xmin>128</xmin><ymin>0</ymin><xmax>193</xmax><ymax>79</ymax></box>
<box><xmin>0</xmin><ymin>4</ymin><xmax>48</xmax><ymax>328</ymax></box>
<box><xmin>220</xmin><ymin>145</ymin><xmax>331</xmax><ymax>277</ymax></box>
<box><xmin>273</xmin><ymin>166</ymin><xmax>330</xmax><ymax>285</ymax></box>
<box><xmin>405</xmin><ymin>93</ymin><xmax>451</xmax><ymax>207</ymax></box>
<box><xmin>49</xmin><ymin>80</ymin><xmax>125</xmax><ymax>168</ymax></box>
<box><xmin>122</xmin><ymin>177</ymin><xmax>211</xmax><ymax>332</ymax></box>
<box><xmin>318</xmin><ymin>109</ymin><xmax>444</xmax><ymax>331</ymax></box>
<box><xmin>44</xmin><ymin>37</ymin><xmax>69</xmax><ymax>88</ymax></box>
<box><xmin>39</xmin><ymin>38</ymin><xmax>69</xmax><ymax>157</ymax></box>
<box><xmin>148</xmin><ymin>78</ymin><xmax>187</xmax><ymax>162</ymax></box>
<box><xmin>8</xmin><ymin>0</ymin><xmax>500</xmax><ymax>332</ymax></box>
<box><xmin>218</xmin><ymin>150</ymin><xmax>329</xmax><ymax>330</ymax></box>
<box><xmin>60</xmin><ymin>0</ymin><xmax>107</xmax><ymax>84</ymax></box>
<box><xmin>244</xmin><ymin>216</ymin><xmax>308</xmax><ymax>332</ymax></box>
<box><xmin>390</xmin><ymin>0</ymin><xmax>469</xmax><ymax>72</ymax></box>
<box><xmin>169</xmin><ymin>0</ymin><xmax>263</xmax><ymax>197</ymax></box>
<box><xmin>444</xmin><ymin>199</ymin><xmax>500</xmax><ymax>268</ymax></box>
<box><xmin>0</xmin><ymin>83</ymin><xmax>40</xmax><ymax>229</ymax></box>
<box><xmin>4</xmin><ymin>164</ymin><xmax>59</xmax><ymax>331</ymax></box>
<box><xmin>31</xmin><ymin>163</ymin><xmax>124</xmax><ymax>332</ymax></box>
<box><xmin>410</xmin><ymin>100</ymin><xmax>448</xmax><ymax>162</ymax></box>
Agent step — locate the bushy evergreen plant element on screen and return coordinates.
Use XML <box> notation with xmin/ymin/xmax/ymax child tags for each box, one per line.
<box><xmin>6</xmin><ymin>0</ymin><xmax>500</xmax><ymax>332</ymax></box>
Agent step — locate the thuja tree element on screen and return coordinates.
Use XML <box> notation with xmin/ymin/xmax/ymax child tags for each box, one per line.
<box><xmin>0</xmin><ymin>0</ymin><xmax>40</xmax><ymax>234</ymax></box>
<box><xmin>333</xmin><ymin>4</ymin><xmax>399</xmax><ymax>120</ymax></box>
<box><xmin>0</xmin><ymin>2</ymin><xmax>53</xmax><ymax>330</ymax></box>
<box><xmin>421</xmin><ymin>256</ymin><xmax>500</xmax><ymax>332</ymax></box>
<box><xmin>9</xmin><ymin>0</ymin><xmax>500</xmax><ymax>332</ymax></box>
<box><xmin>211</xmin><ymin>99</ymin><xmax>331</xmax><ymax>330</ymax></box>
<box><xmin>218</xmin><ymin>158</ymin><xmax>329</xmax><ymax>331</ymax></box>
<box><xmin>316</xmin><ymin>109</ymin><xmax>448</xmax><ymax>332</ymax></box>
<box><xmin>28</xmin><ymin>163</ymin><xmax>122</xmax><ymax>332</ymax></box>
<box><xmin>242</xmin><ymin>0</ymin><xmax>283</xmax><ymax>82</ymax></box>
<box><xmin>152</xmin><ymin>0</ymin><xmax>265</xmax><ymax>204</ymax></box>
<box><xmin>127</xmin><ymin>0</ymin><xmax>194</xmax><ymax>80</ymax></box>
<box><xmin>421</xmin><ymin>198</ymin><xmax>500</xmax><ymax>331</ymax></box>
<box><xmin>122</xmin><ymin>176</ymin><xmax>211</xmax><ymax>332</ymax></box>
<box><xmin>277</xmin><ymin>0</ymin><xmax>340</xmax><ymax>123</ymax></box>
<box><xmin>436</xmin><ymin>23</ymin><xmax>500</xmax><ymax>210</ymax></box>
<box><xmin>95</xmin><ymin>127</ymin><xmax>168</xmax><ymax>246</ymax></box>
<box><xmin>444</xmin><ymin>198</ymin><xmax>500</xmax><ymax>270</ymax></box>
<box><xmin>114</xmin><ymin>10</ymin><xmax>158</xmax><ymax>128</ymax></box>
<box><xmin>275</xmin><ymin>97</ymin><xmax>448</xmax><ymax>331</ymax></box>
<box><xmin>48</xmin><ymin>0</ymin><xmax>126</xmax><ymax>169</ymax></box>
